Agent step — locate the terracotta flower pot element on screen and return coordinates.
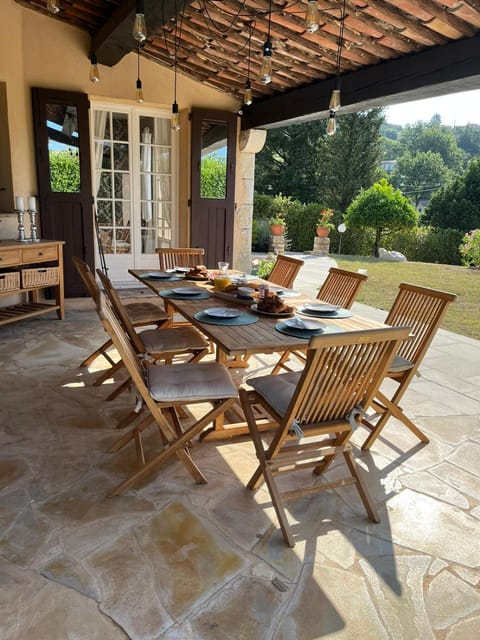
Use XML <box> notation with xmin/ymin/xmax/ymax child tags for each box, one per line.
<box><xmin>270</xmin><ymin>224</ymin><xmax>285</xmax><ymax>236</ymax></box>
<box><xmin>316</xmin><ymin>226</ymin><xmax>330</xmax><ymax>238</ymax></box>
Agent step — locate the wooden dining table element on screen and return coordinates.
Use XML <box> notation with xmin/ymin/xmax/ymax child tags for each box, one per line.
<box><xmin>128</xmin><ymin>268</ymin><xmax>387</xmax><ymax>440</ymax></box>
<box><xmin>129</xmin><ymin>269</ymin><xmax>385</xmax><ymax>362</ymax></box>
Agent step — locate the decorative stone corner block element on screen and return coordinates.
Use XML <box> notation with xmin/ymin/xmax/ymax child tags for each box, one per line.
<box><xmin>313</xmin><ymin>236</ymin><xmax>330</xmax><ymax>256</ymax></box>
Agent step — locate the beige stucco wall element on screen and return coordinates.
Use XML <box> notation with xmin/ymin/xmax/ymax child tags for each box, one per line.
<box><xmin>0</xmin><ymin>0</ymin><xmax>239</xmax><ymax>243</ymax></box>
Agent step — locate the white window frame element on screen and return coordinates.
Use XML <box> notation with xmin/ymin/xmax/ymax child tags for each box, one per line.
<box><xmin>89</xmin><ymin>100</ymin><xmax>178</xmax><ymax>282</ymax></box>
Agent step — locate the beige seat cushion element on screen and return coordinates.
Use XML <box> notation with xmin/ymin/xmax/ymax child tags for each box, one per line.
<box><xmin>147</xmin><ymin>362</ymin><xmax>238</xmax><ymax>403</ymax></box>
<box><xmin>248</xmin><ymin>372</ymin><xmax>301</xmax><ymax>417</ymax></box>
<box><xmin>140</xmin><ymin>326</ymin><xmax>208</xmax><ymax>353</ymax></box>
<box><xmin>388</xmin><ymin>354</ymin><xmax>413</xmax><ymax>373</ymax></box>
<box><xmin>126</xmin><ymin>301</ymin><xmax>169</xmax><ymax>324</ymax></box>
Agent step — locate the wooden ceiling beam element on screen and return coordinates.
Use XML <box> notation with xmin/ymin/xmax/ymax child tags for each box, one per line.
<box><xmin>91</xmin><ymin>0</ymin><xmax>196</xmax><ymax>65</ymax></box>
<box><xmin>241</xmin><ymin>32</ymin><xmax>480</xmax><ymax>130</ymax></box>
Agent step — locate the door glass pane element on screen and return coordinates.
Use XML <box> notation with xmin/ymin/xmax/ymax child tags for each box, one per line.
<box><xmin>200</xmin><ymin>121</ymin><xmax>227</xmax><ymax>199</ymax></box>
<box><xmin>94</xmin><ymin>109</ymin><xmax>131</xmax><ymax>255</ymax></box>
<box><xmin>47</xmin><ymin>103</ymin><xmax>81</xmax><ymax>192</ymax></box>
<box><xmin>112</xmin><ymin>113</ymin><xmax>128</xmax><ymax>141</ymax></box>
<box><xmin>139</xmin><ymin>116</ymin><xmax>173</xmax><ymax>254</ymax></box>
<box><xmin>113</xmin><ymin>143</ymin><xmax>129</xmax><ymax>170</ymax></box>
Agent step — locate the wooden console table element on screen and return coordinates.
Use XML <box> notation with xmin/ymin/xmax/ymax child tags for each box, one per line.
<box><xmin>0</xmin><ymin>239</ymin><xmax>65</xmax><ymax>326</ymax></box>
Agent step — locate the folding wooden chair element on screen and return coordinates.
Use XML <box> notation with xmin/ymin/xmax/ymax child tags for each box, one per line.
<box><xmin>96</xmin><ymin>269</ymin><xmax>209</xmax><ymax>419</ymax></box>
<box><xmin>239</xmin><ymin>326</ymin><xmax>408</xmax><ymax>547</ymax></box>
<box><xmin>268</xmin><ymin>255</ymin><xmax>304</xmax><ymax>289</ymax></box>
<box><xmin>271</xmin><ymin>266</ymin><xmax>367</xmax><ymax>374</ymax></box>
<box><xmin>361</xmin><ymin>283</ymin><xmax>457</xmax><ymax>450</ymax></box>
<box><xmin>155</xmin><ymin>247</ymin><xmax>205</xmax><ymax>270</ymax></box>
<box><xmin>98</xmin><ymin>292</ymin><xmax>238</xmax><ymax>496</ymax></box>
<box><xmin>73</xmin><ymin>256</ymin><xmax>171</xmax><ymax>370</ymax></box>
<box><xmin>315</xmin><ymin>266</ymin><xmax>367</xmax><ymax>308</ymax></box>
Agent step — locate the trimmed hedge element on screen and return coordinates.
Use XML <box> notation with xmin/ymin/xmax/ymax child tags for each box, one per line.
<box><xmin>252</xmin><ymin>193</ymin><xmax>463</xmax><ymax>264</ymax></box>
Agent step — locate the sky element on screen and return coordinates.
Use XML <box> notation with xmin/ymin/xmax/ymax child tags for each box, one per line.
<box><xmin>385</xmin><ymin>89</ymin><xmax>480</xmax><ymax>127</ymax></box>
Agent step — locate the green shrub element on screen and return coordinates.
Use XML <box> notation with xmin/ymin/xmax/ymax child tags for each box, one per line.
<box><xmin>460</xmin><ymin>229</ymin><xmax>480</xmax><ymax>267</ymax></box>
<box><xmin>382</xmin><ymin>227</ymin><xmax>463</xmax><ymax>265</ymax></box>
<box><xmin>252</xmin><ymin>218</ymin><xmax>271</xmax><ymax>251</ymax></box>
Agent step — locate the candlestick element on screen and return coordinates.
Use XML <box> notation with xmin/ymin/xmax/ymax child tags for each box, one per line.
<box><xmin>15</xmin><ymin>207</ymin><xmax>29</xmax><ymax>243</ymax></box>
<box><xmin>28</xmin><ymin>208</ymin><xmax>40</xmax><ymax>242</ymax></box>
<box><xmin>15</xmin><ymin>195</ymin><xmax>24</xmax><ymax>211</ymax></box>
<box><xmin>28</xmin><ymin>196</ymin><xmax>37</xmax><ymax>212</ymax></box>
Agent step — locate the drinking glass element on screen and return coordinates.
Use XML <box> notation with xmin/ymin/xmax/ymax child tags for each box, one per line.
<box><xmin>218</xmin><ymin>261</ymin><xmax>229</xmax><ymax>275</ymax></box>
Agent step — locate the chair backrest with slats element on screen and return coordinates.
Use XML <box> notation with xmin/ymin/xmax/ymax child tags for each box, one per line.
<box><xmin>98</xmin><ymin>293</ymin><xmax>168</xmax><ymax>423</ymax></box>
<box><xmin>268</xmin><ymin>255</ymin><xmax>304</xmax><ymax>288</ymax></box>
<box><xmin>72</xmin><ymin>256</ymin><xmax>101</xmax><ymax>306</ymax></box>
<box><xmin>269</xmin><ymin>327</ymin><xmax>408</xmax><ymax>453</ymax></box>
<box><xmin>156</xmin><ymin>248</ymin><xmax>205</xmax><ymax>270</ymax></box>
<box><xmin>317</xmin><ymin>267</ymin><xmax>367</xmax><ymax>309</ymax></box>
<box><xmin>386</xmin><ymin>283</ymin><xmax>456</xmax><ymax>368</ymax></box>
<box><xmin>96</xmin><ymin>269</ymin><xmax>144</xmax><ymax>354</ymax></box>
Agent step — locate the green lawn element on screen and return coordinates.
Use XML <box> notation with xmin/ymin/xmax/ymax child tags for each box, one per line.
<box><xmin>336</xmin><ymin>256</ymin><xmax>480</xmax><ymax>340</ymax></box>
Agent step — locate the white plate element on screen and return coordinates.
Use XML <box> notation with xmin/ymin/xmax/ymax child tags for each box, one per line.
<box><xmin>303</xmin><ymin>303</ymin><xmax>339</xmax><ymax>313</ymax></box>
<box><xmin>205</xmin><ymin>307</ymin><xmax>242</xmax><ymax>318</ymax></box>
<box><xmin>141</xmin><ymin>271</ymin><xmax>172</xmax><ymax>279</ymax></box>
<box><xmin>174</xmin><ymin>266</ymin><xmax>190</xmax><ymax>273</ymax></box>
<box><xmin>285</xmin><ymin>317</ymin><xmax>326</xmax><ymax>330</ymax></box>
<box><xmin>171</xmin><ymin>287</ymin><xmax>202</xmax><ymax>295</ymax></box>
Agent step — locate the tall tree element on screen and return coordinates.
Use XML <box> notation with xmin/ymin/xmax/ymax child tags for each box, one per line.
<box><xmin>424</xmin><ymin>157</ymin><xmax>480</xmax><ymax>231</ymax></box>
<box><xmin>399</xmin><ymin>121</ymin><xmax>465</xmax><ymax>171</ymax></box>
<box><xmin>321</xmin><ymin>109</ymin><xmax>385</xmax><ymax>212</ymax></box>
<box><xmin>391</xmin><ymin>150</ymin><xmax>451</xmax><ymax>207</ymax></box>
<box><xmin>255</xmin><ymin>109</ymin><xmax>385</xmax><ymax>213</ymax></box>
<box><xmin>254</xmin><ymin>120</ymin><xmax>325</xmax><ymax>202</ymax></box>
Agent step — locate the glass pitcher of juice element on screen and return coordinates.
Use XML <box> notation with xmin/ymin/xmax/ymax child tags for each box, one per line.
<box><xmin>214</xmin><ymin>275</ymin><xmax>231</xmax><ymax>291</ymax></box>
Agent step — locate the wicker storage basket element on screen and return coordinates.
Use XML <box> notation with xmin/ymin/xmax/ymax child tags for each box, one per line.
<box><xmin>0</xmin><ymin>271</ymin><xmax>20</xmax><ymax>292</ymax></box>
<box><xmin>21</xmin><ymin>267</ymin><xmax>60</xmax><ymax>288</ymax></box>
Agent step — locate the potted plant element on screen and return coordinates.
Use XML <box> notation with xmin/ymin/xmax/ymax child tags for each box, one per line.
<box><xmin>269</xmin><ymin>213</ymin><xmax>286</xmax><ymax>236</ymax></box>
<box><xmin>316</xmin><ymin>208</ymin><xmax>335</xmax><ymax>237</ymax></box>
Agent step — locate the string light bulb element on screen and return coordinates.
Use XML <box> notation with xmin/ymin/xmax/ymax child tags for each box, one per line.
<box><xmin>260</xmin><ymin>40</ymin><xmax>273</xmax><ymax>85</ymax></box>
<box><xmin>326</xmin><ymin>110</ymin><xmax>336</xmax><ymax>136</ymax></box>
<box><xmin>136</xmin><ymin>47</ymin><xmax>144</xmax><ymax>103</ymax></box>
<box><xmin>244</xmin><ymin>24</ymin><xmax>253</xmax><ymax>105</ymax></box>
<box><xmin>89</xmin><ymin>53</ymin><xmax>100</xmax><ymax>83</ymax></box>
<box><xmin>171</xmin><ymin>58</ymin><xmax>180</xmax><ymax>131</ymax></box>
<box><xmin>133</xmin><ymin>0</ymin><xmax>147</xmax><ymax>43</ymax></box>
<box><xmin>47</xmin><ymin>0</ymin><xmax>60</xmax><ymax>14</ymax></box>
<box><xmin>327</xmin><ymin>0</ymin><xmax>347</xmax><ymax>130</ymax></box>
<box><xmin>260</xmin><ymin>0</ymin><xmax>273</xmax><ymax>85</ymax></box>
<box><xmin>171</xmin><ymin>101</ymin><xmax>180</xmax><ymax>131</ymax></box>
<box><xmin>305</xmin><ymin>1</ymin><xmax>320</xmax><ymax>33</ymax></box>
<box><xmin>244</xmin><ymin>79</ymin><xmax>253</xmax><ymax>106</ymax></box>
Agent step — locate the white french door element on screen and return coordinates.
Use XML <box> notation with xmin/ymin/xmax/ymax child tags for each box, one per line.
<box><xmin>90</xmin><ymin>103</ymin><xmax>177</xmax><ymax>282</ymax></box>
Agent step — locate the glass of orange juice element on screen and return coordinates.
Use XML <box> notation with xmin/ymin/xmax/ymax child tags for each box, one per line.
<box><xmin>214</xmin><ymin>275</ymin><xmax>231</xmax><ymax>291</ymax></box>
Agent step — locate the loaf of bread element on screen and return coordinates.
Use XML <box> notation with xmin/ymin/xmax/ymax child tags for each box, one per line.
<box><xmin>186</xmin><ymin>265</ymin><xmax>209</xmax><ymax>278</ymax></box>
<box><xmin>257</xmin><ymin>293</ymin><xmax>292</xmax><ymax>314</ymax></box>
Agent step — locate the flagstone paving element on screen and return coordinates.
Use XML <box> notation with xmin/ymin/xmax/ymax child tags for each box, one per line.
<box><xmin>0</xmin><ymin>257</ymin><xmax>479</xmax><ymax>639</ymax></box>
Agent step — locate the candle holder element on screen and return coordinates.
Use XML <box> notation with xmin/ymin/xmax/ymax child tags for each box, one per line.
<box><xmin>28</xmin><ymin>209</ymin><xmax>41</xmax><ymax>242</ymax></box>
<box><xmin>15</xmin><ymin>208</ymin><xmax>30</xmax><ymax>243</ymax></box>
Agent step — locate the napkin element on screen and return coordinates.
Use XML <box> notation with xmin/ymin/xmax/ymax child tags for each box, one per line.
<box><xmin>289</xmin><ymin>316</ymin><xmax>325</xmax><ymax>331</ymax></box>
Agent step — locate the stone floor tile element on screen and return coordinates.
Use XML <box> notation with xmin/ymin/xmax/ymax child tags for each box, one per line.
<box><xmin>42</xmin><ymin>554</ymin><xmax>100</xmax><ymax>599</ymax></box>
<box><xmin>86</xmin><ymin>530</ymin><xmax>173</xmax><ymax>639</ymax></box>
<box><xmin>397</xmin><ymin>470</ymin><xmax>470</xmax><ymax>509</ymax></box>
<box><xmin>133</xmin><ymin>502</ymin><xmax>245</xmax><ymax>620</ymax></box>
<box><xmin>275</xmin><ymin>564</ymin><xmax>388</xmax><ymax>640</ymax></box>
<box><xmin>446</xmin><ymin>441</ymin><xmax>480</xmax><ymax>477</ymax></box>
<box><xmin>182</xmin><ymin>576</ymin><xmax>287</xmax><ymax>640</ymax></box>
<box><xmin>366</xmin><ymin>489</ymin><xmax>480</xmax><ymax>568</ymax></box>
<box><xmin>360</xmin><ymin>555</ymin><xmax>435</xmax><ymax>640</ymax></box>
<box><xmin>0</xmin><ymin>559</ymin><xmax>128</xmax><ymax>640</ymax></box>
<box><xmin>420</xmin><ymin>415</ymin><xmax>480</xmax><ymax>445</ymax></box>
<box><xmin>430</xmin><ymin>462</ymin><xmax>480</xmax><ymax>501</ymax></box>
<box><xmin>425</xmin><ymin>570</ymin><xmax>480</xmax><ymax>630</ymax></box>
<box><xmin>452</xmin><ymin>566</ymin><xmax>480</xmax><ymax>586</ymax></box>
<box><xmin>446</xmin><ymin>616</ymin><xmax>480</xmax><ymax>639</ymax></box>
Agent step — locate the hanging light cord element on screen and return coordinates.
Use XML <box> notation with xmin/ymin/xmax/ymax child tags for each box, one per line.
<box><xmin>137</xmin><ymin>44</ymin><xmax>141</xmax><ymax>81</ymax></box>
<box><xmin>335</xmin><ymin>0</ymin><xmax>347</xmax><ymax>76</ymax></box>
